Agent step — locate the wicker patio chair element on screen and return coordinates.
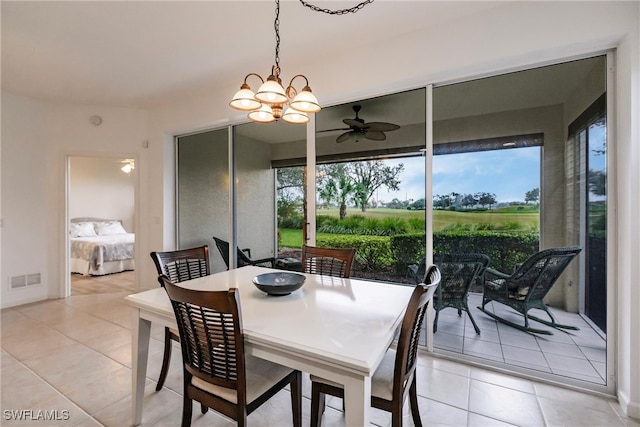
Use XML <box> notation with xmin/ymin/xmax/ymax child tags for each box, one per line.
<box><xmin>433</xmin><ymin>253</ymin><xmax>490</xmax><ymax>335</ymax></box>
<box><xmin>477</xmin><ymin>246</ymin><xmax>582</xmax><ymax>335</ymax></box>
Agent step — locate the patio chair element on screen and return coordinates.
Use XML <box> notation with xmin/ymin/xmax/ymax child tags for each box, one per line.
<box><xmin>433</xmin><ymin>253</ymin><xmax>490</xmax><ymax>335</ymax></box>
<box><xmin>160</xmin><ymin>277</ymin><xmax>302</xmax><ymax>427</ymax></box>
<box><xmin>301</xmin><ymin>245</ymin><xmax>356</xmax><ymax>278</ymax></box>
<box><xmin>310</xmin><ymin>265</ymin><xmax>440</xmax><ymax>427</ymax></box>
<box><xmin>213</xmin><ymin>236</ymin><xmax>277</xmax><ymax>269</ymax></box>
<box><xmin>407</xmin><ymin>258</ymin><xmax>426</xmax><ymax>285</ymax></box>
<box><xmin>477</xmin><ymin>246</ymin><xmax>582</xmax><ymax>335</ymax></box>
<box><xmin>149</xmin><ymin>245</ymin><xmax>210</xmax><ymax>391</ymax></box>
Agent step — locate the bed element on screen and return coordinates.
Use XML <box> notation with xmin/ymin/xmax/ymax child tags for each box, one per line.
<box><xmin>70</xmin><ymin>217</ymin><xmax>135</xmax><ymax>276</ymax></box>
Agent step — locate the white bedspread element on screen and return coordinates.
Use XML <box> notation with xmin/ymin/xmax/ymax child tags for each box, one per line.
<box><xmin>70</xmin><ymin>233</ymin><xmax>135</xmax><ymax>271</ymax></box>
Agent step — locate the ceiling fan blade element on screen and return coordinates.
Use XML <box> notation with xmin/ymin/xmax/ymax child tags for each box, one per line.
<box><xmin>317</xmin><ymin>127</ymin><xmax>350</xmax><ymax>133</ymax></box>
<box><xmin>336</xmin><ymin>132</ymin><xmax>352</xmax><ymax>143</ymax></box>
<box><xmin>366</xmin><ymin>122</ymin><xmax>400</xmax><ymax>132</ymax></box>
<box><xmin>364</xmin><ymin>131</ymin><xmax>386</xmax><ymax>141</ymax></box>
<box><xmin>343</xmin><ymin>118</ymin><xmax>367</xmax><ymax>129</ymax></box>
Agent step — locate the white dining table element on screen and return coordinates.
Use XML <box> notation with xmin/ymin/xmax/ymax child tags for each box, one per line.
<box><xmin>125</xmin><ymin>265</ymin><xmax>414</xmax><ymax>426</ymax></box>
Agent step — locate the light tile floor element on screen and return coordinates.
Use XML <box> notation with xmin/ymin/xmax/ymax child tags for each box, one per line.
<box><xmin>433</xmin><ymin>293</ymin><xmax>608</xmax><ymax>385</ymax></box>
<box><xmin>0</xmin><ymin>272</ymin><xmax>636</xmax><ymax>427</ymax></box>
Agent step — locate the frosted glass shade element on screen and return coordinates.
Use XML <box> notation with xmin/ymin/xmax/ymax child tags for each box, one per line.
<box><xmin>282</xmin><ymin>106</ymin><xmax>309</xmax><ymax>124</ymax></box>
<box><xmin>255</xmin><ymin>78</ymin><xmax>288</xmax><ymax>104</ymax></box>
<box><xmin>248</xmin><ymin>104</ymin><xmax>276</xmax><ymax>123</ymax></box>
<box><xmin>229</xmin><ymin>87</ymin><xmax>261</xmax><ymax>111</ymax></box>
<box><xmin>289</xmin><ymin>88</ymin><xmax>320</xmax><ymax>113</ymax></box>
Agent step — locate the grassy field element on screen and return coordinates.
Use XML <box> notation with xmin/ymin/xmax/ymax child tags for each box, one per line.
<box><xmin>280</xmin><ymin>207</ymin><xmax>539</xmax><ymax>248</ymax></box>
<box><xmin>318</xmin><ymin>207</ymin><xmax>539</xmax><ymax>232</ymax></box>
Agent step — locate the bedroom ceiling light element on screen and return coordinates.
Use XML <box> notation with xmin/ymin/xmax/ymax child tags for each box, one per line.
<box><xmin>121</xmin><ymin>159</ymin><xmax>135</xmax><ymax>174</ymax></box>
<box><xmin>229</xmin><ymin>0</ymin><xmax>373</xmax><ymax>124</ymax></box>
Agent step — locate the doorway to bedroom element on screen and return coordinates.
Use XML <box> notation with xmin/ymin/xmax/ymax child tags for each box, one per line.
<box><xmin>67</xmin><ymin>156</ymin><xmax>136</xmax><ymax>295</ymax></box>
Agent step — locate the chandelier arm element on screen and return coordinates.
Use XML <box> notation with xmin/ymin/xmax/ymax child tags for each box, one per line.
<box><xmin>243</xmin><ymin>73</ymin><xmax>265</xmax><ymax>85</ymax></box>
<box><xmin>288</xmin><ymin>74</ymin><xmax>310</xmax><ymax>87</ymax></box>
<box><xmin>298</xmin><ymin>0</ymin><xmax>374</xmax><ymax>15</ymax></box>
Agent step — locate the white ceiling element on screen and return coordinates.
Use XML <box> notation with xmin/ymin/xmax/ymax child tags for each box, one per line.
<box><xmin>1</xmin><ymin>1</ymin><xmax>603</xmax><ymax>146</ymax></box>
<box><xmin>1</xmin><ymin>1</ymin><xmax>502</xmax><ymax>109</ymax></box>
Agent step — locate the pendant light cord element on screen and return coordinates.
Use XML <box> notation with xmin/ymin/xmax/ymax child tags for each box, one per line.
<box><xmin>272</xmin><ymin>0</ymin><xmax>373</xmax><ymax>78</ymax></box>
<box><xmin>298</xmin><ymin>0</ymin><xmax>374</xmax><ymax>15</ymax></box>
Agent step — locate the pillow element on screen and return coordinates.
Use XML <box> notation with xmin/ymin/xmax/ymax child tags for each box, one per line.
<box><xmin>95</xmin><ymin>221</ymin><xmax>128</xmax><ymax>236</ymax></box>
<box><xmin>70</xmin><ymin>222</ymin><xmax>97</xmax><ymax>238</ymax></box>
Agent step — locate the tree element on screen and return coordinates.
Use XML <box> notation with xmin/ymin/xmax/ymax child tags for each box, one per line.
<box><xmin>317</xmin><ymin>163</ymin><xmax>355</xmax><ymax>219</ymax></box>
<box><xmin>462</xmin><ymin>193</ymin><xmax>477</xmax><ymax>209</ymax></box>
<box><xmin>588</xmin><ymin>170</ymin><xmax>606</xmax><ymax>196</ymax></box>
<box><xmin>277</xmin><ymin>167</ymin><xmax>304</xmax><ymax>202</ymax></box>
<box><xmin>525</xmin><ymin>187</ymin><xmax>540</xmax><ymax>205</ymax></box>
<box><xmin>276</xmin><ymin>167</ymin><xmax>304</xmax><ymax>223</ymax></box>
<box><xmin>477</xmin><ymin>192</ymin><xmax>497</xmax><ymax>209</ymax></box>
<box><xmin>351</xmin><ymin>160</ymin><xmax>404</xmax><ymax>212</ymax></box>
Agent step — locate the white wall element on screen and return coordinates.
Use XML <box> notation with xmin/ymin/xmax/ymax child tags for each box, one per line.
<box><xmin>0</xmin><ymin>94</ymin><xmax>148</xmax><ymax>308</ymax></box>
<box><xmin>1</xmin><ymin>0</ymin><xmax>638</xmax><ymax>418</ymax></box>
<box><xmin>69</xmin><ymin>157</ymin><xmax>136</xmax><ymax>232</ymax></box>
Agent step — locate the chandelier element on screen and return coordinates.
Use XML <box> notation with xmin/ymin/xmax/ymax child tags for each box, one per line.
<box><xmin>229</xmin><ymin>0</ymin><xmax>374</xmax><ymax>124</ymax></box>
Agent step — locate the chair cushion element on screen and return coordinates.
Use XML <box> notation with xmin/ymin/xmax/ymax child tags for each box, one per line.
<box><xmin>191</xmin><ymin>354</ymin><xmax>295</xmax><ymax>404</ymax></box>
<box><xmin>310</xmin><ymin>348</ymin><xmax>396</xmax><ymax>401</ymax></box>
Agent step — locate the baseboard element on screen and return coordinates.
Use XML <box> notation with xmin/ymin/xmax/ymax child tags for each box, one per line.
<box><xmin>618</xmin><ymin>389</ymin><xmax>640</xmax><ymax>420</ymax></box>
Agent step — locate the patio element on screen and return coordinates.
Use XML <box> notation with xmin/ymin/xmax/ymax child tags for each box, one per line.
<box><xmin>432</xmin><ymin>292</ymin><xmax>607</xmax><ymax>385</ymax></box>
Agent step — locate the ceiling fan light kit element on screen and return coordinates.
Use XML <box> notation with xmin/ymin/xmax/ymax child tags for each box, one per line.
<box><xmin>229</xmin><ymin>0</ymin><xmax>374</xmax><ymax>124</ymax></box>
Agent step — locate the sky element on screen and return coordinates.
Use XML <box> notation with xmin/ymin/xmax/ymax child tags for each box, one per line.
<box><xmin>374</xmin><ymin>147</ymin><xmax>541</xmax><ymax>205</ymax></box>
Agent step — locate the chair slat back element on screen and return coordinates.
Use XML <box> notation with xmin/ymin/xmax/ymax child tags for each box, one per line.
<box><xmin>161</xmin><ymin>277</ymin><xmax>245</xmax><ymax>391</ymax></box>
<box><xmin>511</xmin><ymin>246</ymin><xmax>582</xmax><ymax>300</ymax></box>
<box><xmin>434</xmin><ymin>253</ymin><xmax>489</xmax><ymax>300</ymax></box>
<box><xmin>301</xmin><ymin>246</ymin><xmax>356</xmax><ymax>278</ymax></box>
<box><xmin>395</xmin><ymin>265</ymin><xmax>440</xmax><ymax>398</ymax></box>
<box><xmin>150</xmin><ymin>246</ymin><xmax>210</xmax><ymax>284</ymax></box>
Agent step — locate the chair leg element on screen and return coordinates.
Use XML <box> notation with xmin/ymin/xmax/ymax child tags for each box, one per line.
<box><xmin>156</xmin><ymin>327</ymin><xmax>173</xmax><ymax>391</ymax></box>
<box><xmin>464</xmin><ymin>302</ymin><xmax>481</xmax><ymax>334</ymax></box>
<box><xmin>433</xmin><ymin>309</ymin><xmax>440</xmax><ymax>333</ymax></box>
<box><xmin>290</xmin><ymin>372</ymin><xmax>302</xmax><ymax>427</ymax></box>
<box><xmin>200</xmin><ymin>403</ymin><xmax>207</xmax><ymax>414</ymax></box>
<box><xmin>181</xmin><ymin>397</ymin><xmax>192</xmax><ymax>427</ymax></box>
<box><xmin>409</xmin><ymin>377</ymin><xmax>422</xmax><ymax>427</ymax></box>
<box><xmin>310</xmin><ymin>382</ymin><xmax>325</xmax><ymax>427</ymax></box>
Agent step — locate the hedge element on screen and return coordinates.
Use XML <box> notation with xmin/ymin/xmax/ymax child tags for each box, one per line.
<box><xmin>390</xmin><ymin>231</ymin><xmax>540</xmax><ymax>273</ymax></box>
<box><xmin>315</xmin><ymin>231</ymin><xmax>539</xmax><ymax>274</ymax></box>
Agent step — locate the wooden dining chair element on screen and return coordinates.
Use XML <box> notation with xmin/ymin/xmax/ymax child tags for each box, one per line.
<box><xmin>149</xmin><ymin>245</ymin><xmax>210</xmax><ymax>391</ymax></box>
<box><xmin>310</xmin><ymin>265</ymin><xmax>441</xmax><ymax>427</ymax></box>
<box><xmin>160</xmin><ymin>276</ymin><xmax>302</xmax><ymax>427</ymax></box>
<box><xmin>301</xmin><ymin>245</ymin><xmax>356</xmax><ymax>278</ymax></box>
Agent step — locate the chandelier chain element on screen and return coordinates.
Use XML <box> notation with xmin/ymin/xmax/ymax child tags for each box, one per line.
<box><xmin>298</xmin><ymin>0</ymin><xmax>374</xmax><ymax>15</ymax></box>
<box><xmin>274</xmin><ymin>0</ymin><xmax>281</xmax><ymax>77</ymax></box>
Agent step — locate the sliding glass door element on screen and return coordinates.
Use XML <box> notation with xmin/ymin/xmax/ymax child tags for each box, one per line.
<box><xmin>431</xmin><ymin>55</ymin><xmax>608</xmax><ymax>386</ymax></box>
<box><xmin>175</xmin><ymin>53</ymin><xmax>611</xmax><ymax>391</ymax></box>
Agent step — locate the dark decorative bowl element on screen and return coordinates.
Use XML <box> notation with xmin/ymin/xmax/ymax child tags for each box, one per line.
<box><xmin>252</xmin><ymin>272</ymin><xmax>306</xmax><ymax>296</ymax></box>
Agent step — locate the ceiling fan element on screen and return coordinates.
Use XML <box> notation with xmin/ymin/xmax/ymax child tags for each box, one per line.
<box><xmin>318</xmin><ymin>105</ymin><xmax>400</xmax><ymax>143</ymax></box>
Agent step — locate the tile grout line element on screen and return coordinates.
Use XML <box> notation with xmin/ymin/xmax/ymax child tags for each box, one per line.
<box><xmin>0</xmin><ymin>350</ymin><xmax>106</xmax><ymax>427</ymax></box>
